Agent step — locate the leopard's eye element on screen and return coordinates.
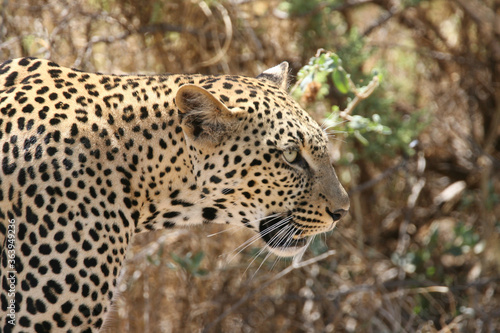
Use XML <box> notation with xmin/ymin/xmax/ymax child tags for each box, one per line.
<box><xmin>283</xmin><ymin>149</ymin><xmax>299</xmax><ymax>163</ymax></box>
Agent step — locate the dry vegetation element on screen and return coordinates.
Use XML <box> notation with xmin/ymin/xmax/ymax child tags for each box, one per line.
<box><xmin>1</xmin><ymin>0</ymin><xmax>499</xmax><ymax>332</ymax></box>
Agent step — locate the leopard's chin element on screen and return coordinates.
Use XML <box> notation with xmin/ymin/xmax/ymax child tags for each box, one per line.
<box><xmin>259</xmin><ymin>213</ymin><xmax>309</xmax><ymax>257</ymax></box>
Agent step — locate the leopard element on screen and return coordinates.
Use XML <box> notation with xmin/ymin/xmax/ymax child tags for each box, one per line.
<box><xmin>0</xmin><ymin>57</ymin><xmax>349</xmax><ymax>332</ymax></box>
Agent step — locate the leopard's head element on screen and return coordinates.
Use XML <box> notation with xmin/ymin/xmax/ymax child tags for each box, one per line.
<box><xmin>176</xmin><ymin>63</ymin><xmax>349</xmax><ymax>256</ymax></box>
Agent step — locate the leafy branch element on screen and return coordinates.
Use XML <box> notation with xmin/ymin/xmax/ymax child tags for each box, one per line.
<box><xmin>292</xmin><ymin>50</ymin><xmax>388</xmax><ymax>146</ymax></box>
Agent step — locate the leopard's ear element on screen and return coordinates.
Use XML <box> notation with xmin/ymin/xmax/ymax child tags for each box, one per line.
<box><xmin>176</xmin><ymin>85</ymin><xmax>241</xmax><ymax>143</ymax></box>
<box><xmin>257</xmin><ymin>62</ymin><xmax>289</xmax><ymax>90</ymax></box>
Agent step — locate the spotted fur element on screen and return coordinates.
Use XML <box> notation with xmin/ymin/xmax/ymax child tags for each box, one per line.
<box><xmin>0</xmin><ymin>57</ymin><xmax>349</xmax><ymax>332</ymax></box>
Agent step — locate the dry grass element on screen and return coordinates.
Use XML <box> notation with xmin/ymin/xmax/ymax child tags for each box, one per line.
<box><xmin>1</xmin><ymin>0</ymin><xmax>499</xmax><ymax>332</ymax></box>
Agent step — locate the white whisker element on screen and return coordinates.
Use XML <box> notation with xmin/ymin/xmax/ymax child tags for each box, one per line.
<box><xmin>326</xmin><ymin>130</ymin><xmax>346</xmax><ymax>135</ymax></box>
<box><xmin>327</xmin><ymin>136</ymin><xmax>347</xmax><ymax>143</ymax></box>
<box><xmin>322</xmin><ymin>118</ymin><xmax>348</xmax><ymax>132</ymax></box>
<box><xmin>206</xmin><ymin>224</ymin><xmax>244</xmax><ymax>238</ymax></box>
<box><xmin>270</xmin><ymin>254</ymin><xmax>283</xmax><ymax>271</ymax></box>
<box><xmin>246</xmin><ymin>223</ymin><xmax>294</xmax><ymax>277</ymax></box>
<box><xmin>250</xmin><ymin>251</ymin><xmax>273</xmax><ymax>279</ymax></box>
<box><xmin>245</xmin><ymin>245</ymin><xmax>271</xmax><ymax>277</ymax></box>
<box><xmin>225</xmin><ymin>215</ymin><xmax>292</xmax><ymax>264</ymax></box>
<box><xmin>292</xmin><ymin>236</ymin><xmax>314</xmax><ymax>266</ymax></box>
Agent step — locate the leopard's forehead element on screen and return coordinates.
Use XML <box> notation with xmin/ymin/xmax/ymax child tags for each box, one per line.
<box><xmin>187</xmin><ymin>74</ymin><xmax>329</xmax><ymax>155</ymax></box>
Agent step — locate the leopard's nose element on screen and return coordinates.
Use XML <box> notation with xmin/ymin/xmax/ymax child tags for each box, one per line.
<box><xmin>326</xmin><ymin>208</ymin><xmax>348</xmax><ymax>222</ymax></box>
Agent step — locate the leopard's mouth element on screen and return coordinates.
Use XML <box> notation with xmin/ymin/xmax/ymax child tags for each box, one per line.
<box><xmin>259</xmin><ymin>213</ymin><xmax>308</xmax><ymax>256</ymax></box>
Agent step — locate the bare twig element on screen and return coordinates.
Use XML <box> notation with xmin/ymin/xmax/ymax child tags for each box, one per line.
<box><xmin>338</xmin><ymin>73</ymin><xmax>380</xmax><ymax>121</ymax></box>
<box><xmin>348</xmin><ymin>159</ymin><xmax>406</xmax><ymax>195</ymax></box>
<box><xmin>362</xmin><ymin>5</ymin><xmax>400</xmax><ymax>36</ymax></box>
<box><xmin>194</xmin><ymin>2</ymin><xmax>233</xmax><ymax>70</ymax></box>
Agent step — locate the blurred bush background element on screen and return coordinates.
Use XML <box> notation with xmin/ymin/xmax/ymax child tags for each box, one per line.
<box><xmin>1</xmin><ymin>0</ymin><xmax>499</xmax><ymax>331</ymax></box>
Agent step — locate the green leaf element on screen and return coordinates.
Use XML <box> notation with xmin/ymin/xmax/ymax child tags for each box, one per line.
<box><xmin>299</xmin><ymin>72</ymin><xmax>314</xmax><ymax>91</ymax></box>
<box><xmin>191</xmin><ymin>251</ymin><xmax>205</xmax><ymax>268</ymax></box>
<box><xmin>348</xmin><ymin>115</ymin><xmax>368</xmax><ymax>130</ymax></box>
<box><xmin>332</xmin><ymin>68</ymin><xmax>350</xmax><ymax>94</ymax></box>
<box><xmin>354</xmin><ymin>130</ymin><xmax>369</xmax><ymax>145</ymax></box>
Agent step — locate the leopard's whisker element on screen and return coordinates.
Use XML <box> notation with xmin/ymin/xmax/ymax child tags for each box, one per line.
<box><xmin>270</xmin><ymin>254</ymin><xmax>283</xmax><ymax>271</ymax></box>
<box><xmin>206</xmin><ymin>224</ymin><xmax>245</xmax><ymax>238</ymax></box>
<box><xmin>249</xmin><ymin>251</ymin><xmax>273</xmax><ymax>279</ymax></box>
<box><xmin>264</xmin><ymin>225</ymin><xmax>297</xmax><ymax>270</ymax></box>
<box><xmin>322</xmin><ymin>117</ymin><xmax>348</xmax><ymax>130</ymax></box>
<box><xmin>246</xmin><ymin>224</ymin><xmax>294</xmax><ymax>277</ymax></box>
<box><xmin>259</xmin><ymin>222</ymin><xmax>294</xmax><ymax>255</ymax></box>
<box><xmin>225</xmin><ymin>215</ymin><xmax>292</xmax><ymax>263</ymax></box>
<box><xmin>292</xmin><ymin>235</ymin><xmax>314</xmax><ymax>265</ymax></box>
<box><xmin>269</xmin><ymin>222</ymin><xmax>294</xmax><ymax>247</ymax></box>
<box><xmin>245</xmin><ymin>246</ymin><xmax>273</xmax><ymax>278</ymax></box>
<box><xmin>225</xmin><ymin>231</ymin><xmax>266</xmax><ymax>263</ymax></box>
<box><xmin>326</xmin><ymin>130</ymin><xmax>346</xmax><ymax>136</ymax></box>
<box><xmin>326</xmin><ymin>135</ymin><xmax>347</xmax><ymax>143</ymax></box>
